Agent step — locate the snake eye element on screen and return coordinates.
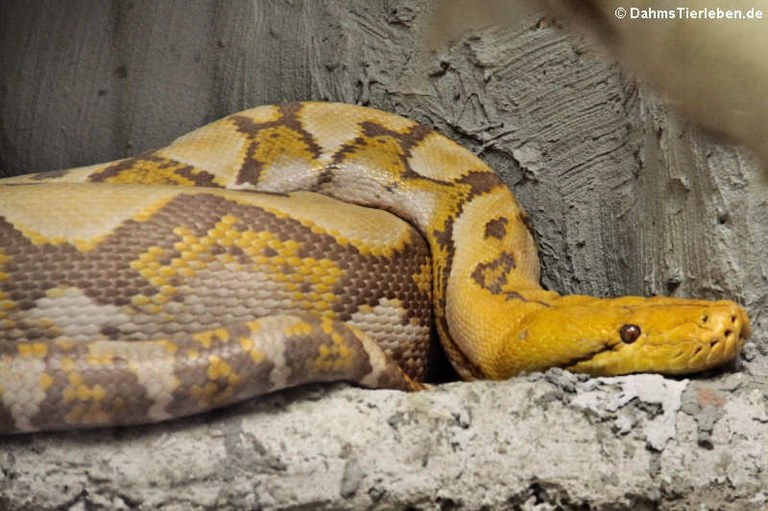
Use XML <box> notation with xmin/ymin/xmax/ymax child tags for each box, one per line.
<box><xmin>619</xmin><ymin>324</ymin><xmax>641</xmax><ymax>344</ymax></box>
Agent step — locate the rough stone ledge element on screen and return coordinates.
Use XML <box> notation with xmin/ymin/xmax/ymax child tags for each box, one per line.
<box><xmin>1</xmin><ymin>370</ymin><xmax>766</xmax><ymax>511</ymax></box>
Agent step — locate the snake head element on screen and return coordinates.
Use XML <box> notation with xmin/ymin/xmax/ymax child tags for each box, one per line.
<box><xmin>565</xmin><ymin>297</ymin><xmax>750</xmax><ymax>376</ymax></box>
<box><xmin>501</xmin><ymin>295</ymin><xmax>750</xmax><ymax>377</ymax></box>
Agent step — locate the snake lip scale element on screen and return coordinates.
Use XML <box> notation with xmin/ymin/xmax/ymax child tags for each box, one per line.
<box><xmin>0</xmin><ymin>102</ymin><xmax>750</xmax><ymax>434</ymax></box>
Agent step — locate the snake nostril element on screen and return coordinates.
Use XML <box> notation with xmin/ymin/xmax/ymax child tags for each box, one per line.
<box><xmin>724</xmin><ymin>329</ymin><xmax>733</xmax><ymax>338</ymax></box>
<box><xmin>701</xmin><ymin>314</ymin><xmax>709</xmax><ymax>324</ymax></box>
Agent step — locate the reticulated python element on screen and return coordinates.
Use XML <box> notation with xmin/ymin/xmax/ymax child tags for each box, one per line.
<box><xmin>0</xmin><ymin>102</ymin><xmax>750</xmax><ymax>434</ymax></box>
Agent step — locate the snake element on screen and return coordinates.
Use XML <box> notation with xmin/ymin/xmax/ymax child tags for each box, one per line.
<box><xmin>0</xmin><ymin>102</ymin><xmax>750</xmax><ymax>434</ymax></box>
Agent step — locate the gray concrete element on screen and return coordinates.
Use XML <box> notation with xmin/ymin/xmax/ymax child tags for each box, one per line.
<box><xmin>0</xmin><ymin>1</ymin><xmax>766</xmax><ymax>509</ymax></box>
<box><xmin>1</xmin><ymin>373</ymin><xmax>767</xmax><ymax>510</ymax></box>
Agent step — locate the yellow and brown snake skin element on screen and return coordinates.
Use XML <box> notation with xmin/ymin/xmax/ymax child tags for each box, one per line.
<box><xmin>0</xmin><ymin>102</ymin><xmax>750</xmax><ymax>434</ymax></box>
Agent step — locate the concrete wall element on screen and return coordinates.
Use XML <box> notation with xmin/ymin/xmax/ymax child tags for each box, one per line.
<box><xmin>0</xmin><ymin>1</ymin><xmax>766</xmax><ymax>509</ymax></box>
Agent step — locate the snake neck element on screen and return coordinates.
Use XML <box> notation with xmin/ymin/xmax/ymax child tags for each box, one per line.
<box><xmin>432</xmin><ymin>184</ymin><xmax>556</xmax><ymax>379</ymax></box>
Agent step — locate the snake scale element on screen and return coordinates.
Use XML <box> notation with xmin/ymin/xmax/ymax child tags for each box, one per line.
<box><xmin>0</xmin><ymin>102</ymin><xmax>750</xmax><ymax>434</ymax></box>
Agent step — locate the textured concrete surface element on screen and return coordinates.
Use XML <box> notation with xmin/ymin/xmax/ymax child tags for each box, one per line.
<box><xmin>0</xmin><ymin>1</ymin><xmax>766</xmax><ymax>509</ymax></box>
<box><xmin>2</xmin><ymin>372</ymin><xmax>767</xmax><ymax>510</ymax></box>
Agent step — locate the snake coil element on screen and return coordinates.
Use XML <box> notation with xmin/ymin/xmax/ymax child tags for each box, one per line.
<box><xmin>0</xmin><ymin>102</ymin><xmax>749</xmax><ymax>433</ymax></box>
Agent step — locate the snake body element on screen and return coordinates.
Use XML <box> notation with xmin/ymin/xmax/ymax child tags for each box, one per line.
<box><xmin>0</xmin><ymin>102</ymin><xmax>750</xmax><ymax>433</ymax></box>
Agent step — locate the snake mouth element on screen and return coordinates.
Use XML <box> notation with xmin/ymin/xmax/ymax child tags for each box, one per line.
<box><xmin>693</xmin><ymin>310</ymin><xmax>749</xmax><ymax>369</ymax></box>
<box><xmin>670</xmin><ymin>306</ymin><xmax>751</xmax><ymax>372</ymax></box>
